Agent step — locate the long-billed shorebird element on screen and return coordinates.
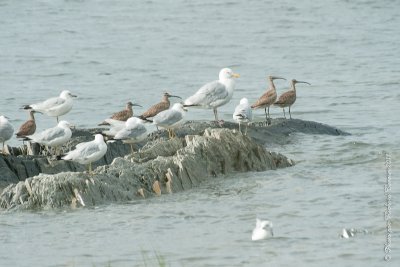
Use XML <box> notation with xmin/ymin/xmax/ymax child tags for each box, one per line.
<box><xmin>99</xmin><ymin>101</ymin><xmax>142</xmax><ymax>126</ymax></box>
<box><xmin>274</xmin><ymin>79</ymin><xmax>311</xmax><ymax>119</ymax></box>
<box><xmin>22</xmin><ymin>90</ymin><xmax>77</xmax><ymax>122</ymax></box>
<box><xmin>184</xmin><ymin>68</ymin><xmax>240</xmax><ymax>122</ymax></box>
<box><xmin>26</xmin><ymin>120</ymin><xmax>72</xmax><ymax>156</ymax></box>
<box><xmin>251</xmin><ymin>76</ymin><xmax>286</xmax><ymax>119</ymax></box>
<box><xmin>16</xmin><ymin>110</ymin><xmax>37</xmax><ymax>138</ymax></box>
<box><xmin>62</xmin><ymin>134</ymin><xmax>107</xmax><ymax>173</ymax></box>
<box><xmin>0</xmin><ymin>115</ymin><xmax>14</xmax><ymax>154</ymax></box>
<box><xmin>153</xmin><ymin>103</ymin><xmax>187</xmax><ymax>139</ymax></box>
<box><xmin>112</xmin><ymin>117</ymin><xmax>148</xmax><ymax>154</ymax></box>
<box><xmin>233</xmin><ymin>98</ymin><xmax>253</xmax><ymax>135</ymax></box>
<box><xmin>139</xmin><ymin>92</ymin><xmax>182</xmax><ymax>121</ymax></box>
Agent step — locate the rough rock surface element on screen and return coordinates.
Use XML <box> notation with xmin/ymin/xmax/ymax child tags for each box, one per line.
<box><xmin>0</xmin><ymin>128</ymin><xmax>293</xmax><ymax>210</ymax></box>
<box><xmin>0</xmin><ymin>119</ymin><xmax>348</xmax><ymax>188</ymax></box>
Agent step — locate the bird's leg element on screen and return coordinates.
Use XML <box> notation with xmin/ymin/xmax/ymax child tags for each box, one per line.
<box><xmin>213</xmin><ymin>108</ymin><xmax>224</xmax><ymax>127</ymax></box>
<box><xmin>1</xmin><ymin>142</ymin><xmax>4</xmax><ymax>154</ymax></box>
<box><xmin>213</xmin><ymin>108</ymin><xmax>218</xmax><ymax>121</ymax></box>
<box><xmin>56</xmin><ymin>116</ymin><xmax>59</xmax><ymax>123</ymax></box>
<box><xmin>289</xmin><ymin>106</ymin><xmax>292</xmax><ymax>119</ymax></box>
<box><xmin>283</xmin><ymin>108</ymin><xmax>286</xmax><ymax>119</ymax></box>
<box><xmin>170</xmin><ymin>129</ymin><xmax>176</xmax><ymax>138</ymax></box>
<box><xmin>245</xmin><ymin>123</ymin><xmax>249</xmax><ymax>135</ymax></box>
<box><xmin>267</xmin><ymin>106</ymin><xmax>270</xmax><ymax>119</ymax></box>
<box><xmin>238</xmin><ymin>122</ymin><xmax>241</xmax><ymax>133</ymax></box>
<box><xmin>88</xmin><ymin>162</ymin><xmax>92</xmax><ymax>174</ymax></box>
<box><xmin>264</xmin><ymin>107</ymin><xmax>268</xmax><ymax>120</ymax></box>
<box><xmin>130</xmin><ymin>144</ymin><xmax>134</xmax><ymax>155</ymax></box>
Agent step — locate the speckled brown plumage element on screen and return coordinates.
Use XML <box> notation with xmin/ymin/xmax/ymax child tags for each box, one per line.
<box><xmin>16</xmin><ymin>110</ymin><xmax>36</xmax><ymax>138</ymax></box>
<box><xmin>139</xmin><ymin>92</ymin><xmax>181</xmax><ymax>119</ymax></box>
<box><xmin>251</xmin><ymin>76</ymin><xmax>285</xmax><ymax>119</ymax></box>
<box><xmin>274</xmin><ymin>79</ymin><xmax>310</xmax><ymax>119</ymax></box>
<box><xmin>99</xmin><ymin>102</ymin><xmax>141</xmax><ymax>125</ymax></box>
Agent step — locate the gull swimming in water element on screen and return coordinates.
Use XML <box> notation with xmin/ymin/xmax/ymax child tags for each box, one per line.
<box><xmin>274</xmin><ymin>79</ymin><xmax>311</xmax><ymax>119</ymax></box>
<box><xmin>251</xmin><ymin>218</ymin><xmax>273</xmax><ymax>241</ymax></box>
<box><xmin>184</xmin><ymin>68</ymin><xmax>240</xmax><ymax>122</ymax></box>
<box><xmin>251</xmin><ymin>76</ymin><xmax>286</xmax><ymax>119</ymax></box>
<box><xmin>112</xmin><ymin>117</ymin><xmax>148</xmax><ymax>154</ymax></box>
<box><xmin>62</xmin><ymin>134</ymin><xmax>107</xmax><ymax>173</ymax></box>
<box><xmin>22</xmin><ymin>90</ymin><xmax>77</xmax><ymax>122</ymax></box>
<box><xmin>16</xmin><ymin>110</ymin><xmax>37</xmax><ymax>138</ymax></box>
<box><xmin>233</xmin><ymin>98</ymin><xmax>253</xmax><ymax>135</ymax></box>
<box><xmin>0</xmin><ymin>115</ymin><xmax>14</xmax><ymax>154</ymax></box>
<box><xmin>98</xmin><ymin>101</ymin><xmax>142</xmax><ymax>126</ymax></box>
<box><xmin>26</xmin><ymin>120</ymin><xmax>72</xmax><ymax>155</ymax></box>
<box><xmin>153</xmin><ymin>103</ymin><xmax>187</xmax><ymax>138</ymax></box>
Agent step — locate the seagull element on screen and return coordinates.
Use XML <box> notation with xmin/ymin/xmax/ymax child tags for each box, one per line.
<box><xmin>274</xmin><ymin>79</ymin><xmax>311</xmax><ymax>119</ymax></box>
<box><xmin>22</xmin><ymin>90</ymin><xmax>77</xmax><ymax>122</ymax></box>
<box><xmin>98</xmin><ymin>101</ymin><xmax>142</xmax><ymax>126</ymax></box>
<box><xmin>26</xmin><ymin>120</ymin><xmax>72</xmax><ymax>156</ymax></box>
<box><xmin>101</xmin><ymin>119</ymin><xmax>126</xmax><ymax>137</ymax></box>
<box><xmin>0</xmin><ymin>115</ymin><xmax>14</xmax><ymax>154</ymax></box>
<box><xmin>251</xmin><ymin>218</ymin><xmax>273</xmax><ymax>241</ymax></box>
<box><xmin>16</xmin><ymin>110</ymin><xmax>37</xmax><ymax>138</ymax></box>
<box><xmin>184</xmin><ymin>68</ymin><xmax>240</xmax><ymax>122</ymax></box>
<box><xmin>153</xmin><ymin>103</ymin><xmax>187</xmax><ymax>138</ymax></box>
<box><xmin>233</xmin><ymin>98</ymin><xmax>253</xmax><ymax>135</ymax></box>
<box><xmin>62</xmin><ymin>134</ymin><xmax>107</xmax><ymax>173</ymax></box>
<box><xmin>112</xmin><ymin>117</ymin><xmax>148</xmax><ymax>154</ymax></box>
<box><xmin>251</xmin><ymin>76</ymin><xmax>286</xmax><ymax>119</ymax></box>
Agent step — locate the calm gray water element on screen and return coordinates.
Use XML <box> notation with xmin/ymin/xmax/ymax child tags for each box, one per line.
<box><xmin>0</xmin><ymin>0</ymin><xmax>399</xmax><ymax>266</ymax></box>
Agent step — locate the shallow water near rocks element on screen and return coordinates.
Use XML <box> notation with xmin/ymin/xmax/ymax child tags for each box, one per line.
<box><xmin>0</xmin><ymin>0</ymin><xmax>399</xmax><ymax>266</ymax></box>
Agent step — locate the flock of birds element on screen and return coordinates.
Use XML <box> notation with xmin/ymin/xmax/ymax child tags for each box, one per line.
<box><xmin>0</xmin><ymin>67</ymin><xmax>310</xmax><ymax>173</ymax></box>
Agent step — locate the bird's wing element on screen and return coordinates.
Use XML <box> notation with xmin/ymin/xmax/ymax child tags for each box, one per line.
<box><xmin>252</xmin><ymin>89</ymin><xmax>276</xmax><ymax>108</ymax></box>
<box><xmin>115</xmin><ymin>124</ymin><xmax>147</xmax><ymax>140</ymax></box>
<box><xmin>110</xmin><ymin>109</ymin><xmax>131</xmax><ymax>121</ymax></box>
<box><xmin>32</xmin><ymin>96</ymin><xmax>65</xmax><ymax>111</ymax></box>
<box><xmin>185</xmin><ymin>81</ymin><xmax>228</xmax><ymax>106</ymax></box>
<box><xmin>233</xmin><ymin>104</ymin><xmax>252</xmax><ymax>120</ymax></box>
<box><xmin>140</xmin><ymin>102</ymin><xmax>169</xmax><ymax>118</ymax></box>
<box><xmin>275</xmin><ymin>91</ymin><xmax>295</xmax><ymax>105</ymax></box>
<box><xmin>153</xmin><ymin>110</ymin><xmax>183</xmax><ymax>126</ymax></box>
<box><xmin>66</xmin><ymin>141</ymin><xmax>101</xmax><ymax>161</ymax></box>
<box><xmin>30</xmin><ymin>127</ymin><xmax>65</xmax><ymax>142</ymax></box>
<box><xmin>16</xmin><ymin>120</ymin><xmax>36</xmax><ymax>137</ymax></box>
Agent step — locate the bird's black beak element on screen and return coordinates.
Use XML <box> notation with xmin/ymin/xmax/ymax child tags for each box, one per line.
<box><xmin>168</xmin><ymin>94</ymin><xmax>182</xmax><ymax>99</ymax></box>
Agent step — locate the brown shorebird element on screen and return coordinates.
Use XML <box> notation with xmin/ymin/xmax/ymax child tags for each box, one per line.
<box><xmin>274</xmin><ymin>79</ymin><xmax>311</xmax><ymax>119</ymax></box>
<box><xmin>139</xmin><ymin>92</ymin><xmax>182</xmax><ymax>121</ymax></box>
<box><xmin>99</xmin><ymin>101</ymin><xmax>142</xmax><ymax>125</ymax></box>
<box><xmin>251</xmin><ymin>76</ymin><xmax>286</xmax><ymax>119</ymax></box>
<box><xmin>16</xmin><ymin>110</ymin><xmax>37</xmax><ymax>138</ymax></box>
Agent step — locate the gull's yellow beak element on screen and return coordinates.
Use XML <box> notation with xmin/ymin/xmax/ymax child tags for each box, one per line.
<box><xmin>232</xmin><ymin>73</ymin><xmax>240</xmax><ymax>78</ymax></box>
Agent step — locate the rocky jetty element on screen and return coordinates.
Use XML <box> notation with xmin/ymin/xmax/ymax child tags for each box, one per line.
<box><xmin>0</xmin><ymin>119</ymin><xmax>349</xmax><ymax>210</ymax></box>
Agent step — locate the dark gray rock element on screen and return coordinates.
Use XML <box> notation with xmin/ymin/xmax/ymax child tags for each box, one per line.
<box><xmin>0</xmin><ymin>119</ymin><xmax>348</xmax><ymax>188</ymax></box>
<box><xmin>0</xmin><ymin>128</ymin><xmax>294</xmax><ymax>210</ymax></box>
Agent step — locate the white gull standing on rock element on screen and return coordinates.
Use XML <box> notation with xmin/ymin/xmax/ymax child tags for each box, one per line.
<box><xmin>153</xmin><ymin>103</ymin><xmax>187</xmax><ymax>139</ymax></box>
<box><xmin>26</xmin><ymin>120</ymin><xmax>72</xmax><ymax>155</ymax></box>
<box><xmin>62</xmin><ymin>134</ymin><xmax>107</xmax><ymax>173</ymax></box>
<box><xmin>233</xmin><ymin>97</ymin><xmax>253</xmax><ymax>135</ymax></box>
<box><xmin>252</xmin><ymin>218</ymin><xmax>273</xmax><ymax>241</ymax></box>
<box><xmin>0</xmin><ymin>115</ymin><xmax>14</xmax><ymax>154</ymax></box>
<box><xmin>23</xmin><ymin>90</ymin><xmax>77</xmax><ymax>122</ymax></box>
<box><xmin>112</xmin><ymin>117</ymin><xmax>148</xmax><ymax>154</ymax></box>
<box><xmin>184</xmin><ymin>68</ymin><xmax>240</xmax><ymax>122</ymax></box>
